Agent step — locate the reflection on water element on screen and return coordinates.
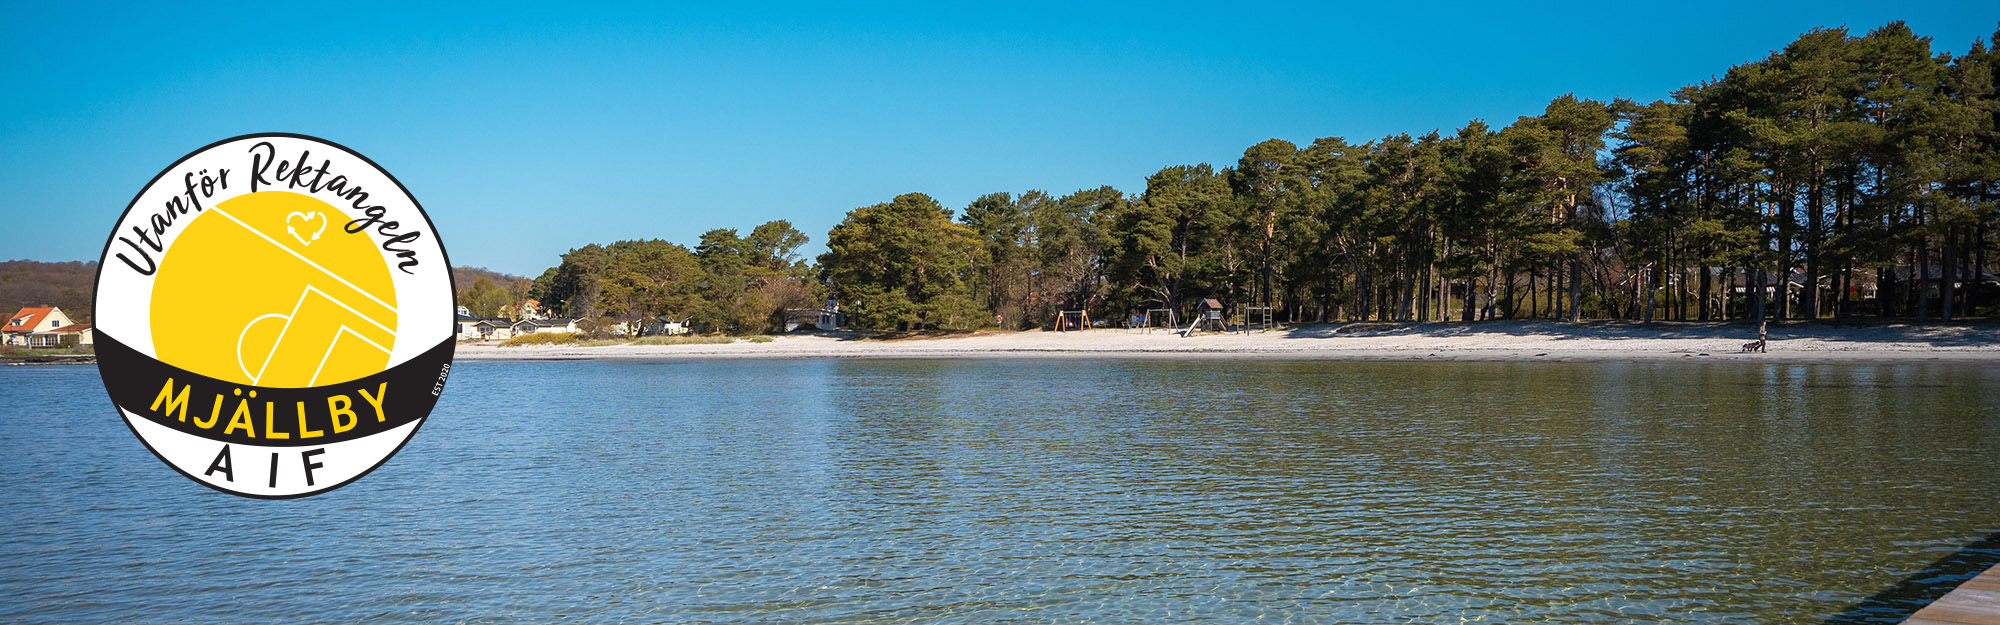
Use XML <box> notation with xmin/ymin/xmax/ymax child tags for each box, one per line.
<box><xmin>2</xmin><ymin>359</ymin><xmax>1996</xmax><ymax>623</ymax></box>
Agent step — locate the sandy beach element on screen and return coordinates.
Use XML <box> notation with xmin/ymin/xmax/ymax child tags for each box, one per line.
<box><xmin>452</xmin><ymin>320</ymin><xmax>2000</xmax><ymax>363</ymax></box>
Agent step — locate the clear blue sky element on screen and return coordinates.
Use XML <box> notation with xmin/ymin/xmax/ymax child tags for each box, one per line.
<box><xmin>3</xmin><ymin>2</ymin><xmax>1994</xmax><ymax>277</ymax></box>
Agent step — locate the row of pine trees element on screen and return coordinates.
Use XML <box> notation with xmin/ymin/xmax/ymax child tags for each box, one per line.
<box><xmin>529</xmin><ymin>23</ymin><xmax>1998</xmax><ymax>334</ymax></box>
<box><xmin>815</xmin><ymin>23</ymin><xmax>2000</xmax><ymax>331</ymax></box>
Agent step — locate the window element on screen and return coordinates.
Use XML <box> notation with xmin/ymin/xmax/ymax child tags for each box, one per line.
<box><xmin>50</xmin><ymin>320</ymin><xmax>61</xmax><ymax>328</ymax></box>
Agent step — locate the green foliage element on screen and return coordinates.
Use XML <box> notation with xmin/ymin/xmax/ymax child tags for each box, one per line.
<box><xmin>461</xmin><ymin>277</ymin><xmax>512</xmax><ymax>317</ymax></box>
<box><xmin>452</xmin><ymin>266</ymin><xmax>532</xmax><ymax>317</ymax></box>
<box><xmin>956</xmin><ymin>187</ymin><xmax>1120</xmax><ymax>328</ymax></box>
<box><xmin>820</xmin><ymin>193</ymin><xmax>986</xmax><ymax>330</ymax></box>
<box><xmin>509</xmin><ymin>23</ymin><xmax>2000</xmax><ymax>327</ymax></box>
<box><xmin>596</xmin><ymin>239</ymin><xmax>705</xmax><ymax>330</ymax></box>
<box><xmin>501</xmin><ymin>332</ymin><xmax>581</xmax><ymax>346</ymax></box>
<box><xmin>526</xmin><ymin>219</ymin><xmax>817</xmax><ymax>334</ymax></box>
<box><xmin>624</xmin><ymin>335</ymin><xmax>736</xmax><ymax>346</ymax></box>
<box><xmin>1105</xmin><ymin>164</ymin><xmax>1234</xmax><ymax>314</ymax></box>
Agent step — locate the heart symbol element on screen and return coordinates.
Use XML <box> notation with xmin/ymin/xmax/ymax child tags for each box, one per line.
<box><xmin>285</xmin><ymin>211</ymin><xmax>326</xmax><ymax>247</ymax></box>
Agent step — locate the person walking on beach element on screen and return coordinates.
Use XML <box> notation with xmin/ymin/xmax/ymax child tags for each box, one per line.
<box><xmin>1743</xmin><ymin>320</ymin><xmax>1769</xmax><ymax>353</ymax></box>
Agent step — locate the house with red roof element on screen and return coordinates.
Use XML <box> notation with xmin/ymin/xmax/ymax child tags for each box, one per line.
<box><xmin>3</xmin><ymin>306</ymin><xmax>90</xmax><ymax>348</ymax></box>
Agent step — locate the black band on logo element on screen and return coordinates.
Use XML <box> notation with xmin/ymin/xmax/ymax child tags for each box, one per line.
<box><xmin>96</xmin><ymin>331</ymin><xmax>453</xmax><ymax>447</ymax></box>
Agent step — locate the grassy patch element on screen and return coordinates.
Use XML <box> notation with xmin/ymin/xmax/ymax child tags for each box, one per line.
<box><xmin>625</xmin><ymin>335</ymin><xmax>736</xmax><ymax>346</ymax></box>
<box><xmin>0</xmin><ymin>345</ymin><xmax>95</xmax><ymax>358</ymax></box>
<box><xmin>501</xmin><ymin>333</ymin><xmax>582</xmax><ymax>346</ymax></box>
<box><xmin>505</xmin><ymin>334</ymin><xmax>769</xmax><ymax>347</ymax></box>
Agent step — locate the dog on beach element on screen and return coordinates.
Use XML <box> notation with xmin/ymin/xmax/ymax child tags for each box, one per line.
<box><xmin>1742</xmin><ymin>321</ymin><xmax>1768</xmax><ymax>353</ymax></box>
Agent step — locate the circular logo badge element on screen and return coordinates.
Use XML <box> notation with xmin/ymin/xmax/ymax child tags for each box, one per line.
<box><xmin>93</xmin><ymin>133</ymin><xmax>454</xmax><ymax>499</ymax></box>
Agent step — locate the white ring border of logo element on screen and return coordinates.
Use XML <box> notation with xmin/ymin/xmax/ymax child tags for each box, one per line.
<box><xmin>92</xmin><ymin>133</ymin><xmax>455</xmax><ymax>499</ymax></box>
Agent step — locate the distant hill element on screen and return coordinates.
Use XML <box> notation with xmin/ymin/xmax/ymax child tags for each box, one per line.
<box><xmin>0</xmin><ymin>261</ymin><xmax>537</xmax><ymax>325</ymax></box>
<box><xmin>452</xmin><ymin>266</ymin><xmax>531</xmax><ymax>291</ymax></box>
<box><xmin>0</xmin><ymin>260</ymin><xmax>97</xmax><ymax>323</ymax></box>
<box><xmin>452</xmin><ymin>266</ymin><xmax>533</xmax><ymax>316</ymax></box>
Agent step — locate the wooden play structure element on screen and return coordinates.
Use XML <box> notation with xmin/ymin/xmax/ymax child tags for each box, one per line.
<box><xmin>1055</xmin><ymin>310</ymin><xmax>1090</xmax><ymax>332</ymax></box>
<box><xmin>1183</xmin><ymin>299</ymin><xmax>1229</xmax><ymax>336</ymax></box>
<box><xmin>1236</xmin><ymin>305</ymin><xmax>1275</xmax><ymax>333</ymax></box>
<box><xmin>1140</xmin><ymin>307</ymin><xmax>1178</xmax><ymax>333</ymax></box>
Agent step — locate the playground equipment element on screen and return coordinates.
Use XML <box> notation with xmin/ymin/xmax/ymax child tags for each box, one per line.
<box><xmin>1141</xmin><ymin>307</ymin><xmax>1178</xmax><ymax>333</ymax></box>
<box><xmin>1055</xmin><ymin>310</ymin><xmax>1090</xmax><ymax>332</ymax></box>
<box><xmin>1183</xmin><ymin>299</ymin><xmax>1229</xmax><ymax>336</ymax></box>
<box><xmin>1236</xmin><ymin>305</ymin><xmax>1275</xmax><ymax>334</ymax></box>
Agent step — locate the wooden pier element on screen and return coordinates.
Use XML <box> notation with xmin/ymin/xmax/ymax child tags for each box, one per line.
<box><xmin>1905</xmin><ymin>564</ymin><xmax>2000</xmax><ymax>624</ymax></box>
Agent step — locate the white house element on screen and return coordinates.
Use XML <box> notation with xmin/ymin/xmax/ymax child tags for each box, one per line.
<box><xmin>511</xmin><ymin>318</ymin><xmax>578</xmax><ymax>335</ymax></box>
<box><xmin>469</xmin><ymin>318</ymin><xmax>515</xmax><ymax>341</ymax></box>
<box><xmin>782</xmin><ymin>300</ymin><xmax>842</xmax><ymax>332</ymax></box>
<box><xmin>455</xmin><ymin>314</ymin><xmax>481</xmax><ymax>341</ymax></box>
<box><xmin>645</xmin><ymin>316</ymin><xmax>691</xmax><ymax>336</ymax></box>
<box><xmin>3</xmin><ymin>306</ymin><xmax>82</xmax><ymax>348</ymax></box>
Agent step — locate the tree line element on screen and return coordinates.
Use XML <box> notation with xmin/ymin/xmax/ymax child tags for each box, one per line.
<box><xmin>821</xmin><ymin>23</ymin><xmax>1998</xmax><ymax>331</ymax></box>
<box><xmin>520</xmin><ymin>23</ymin><xmax>1998</xmax><ymax>334</ymax></box>
<box><xmin>525</xmin><ymin>221</ymin><xmax>818</xmax><ymax>334</ymax></box>
<box><xmin>0</xmin><ymin>260</ymin><xmax>96</xmax><ymax>323</ymax></box>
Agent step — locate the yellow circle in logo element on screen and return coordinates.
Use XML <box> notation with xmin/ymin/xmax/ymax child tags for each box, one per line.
<box><xmin>151</xmin><ymin>191</ymin><xmax>400</xmax><ymax>388</ymax></box>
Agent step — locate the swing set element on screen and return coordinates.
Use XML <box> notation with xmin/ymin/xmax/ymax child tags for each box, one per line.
<box><xmin>1055</xmin><ymin>310</ymin><xmax>1091</xmax><ymax>332</ymax></box>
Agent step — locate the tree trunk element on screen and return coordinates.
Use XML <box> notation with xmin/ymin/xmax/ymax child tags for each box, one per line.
<box><xmin>1528</xmin><ymin>267</ymin><xmax>1539</xmax><ymax>318</ymax></box>
<box><xmin>1463</xmin><ymin>275</ymin><xmax>1477</xmax><ymax>322</ymax></box>
<box><xmin>1698</xmin><ymin>264</ymin><xmax>1712</xmax><ymax>321</ymax></box>
<box><xmin>1643</xmin><ymin>264</ymin><xmax>1655</xmax><ymax>324</ymax></box>
<box><xmin>1749</xmin><ymin>267</ymin><xmax>1766</xmax><ymax>322</ymax></box>
<box><xmin>1876</xmin><ymin>267</ymin><xmax>1892</xmax><ymax>319</ymax></box>
<box><xmin>1415</xmin><ymin>263</ymin><xmax>1429</xmax><ymax>322</ymax></box>
<box><xmin>1775</xmin><ymin>236</ymin><xmax>1792</xmax><ymax>322</ymax></box>
<box><xmin>1804</xmin><ymin>169</ymin><xmax>1823</xmax><ymax>321</ymax></box>
<box><xmin>1568</xmin><ymin>255</ymin><xmax>1583</xmax><ymax>322</ymax></box>
<box><xmin>1917</xmin><ymin>242</ymin><xmax>1931</xmax><ymax>323</ymax></box>
<box><xmin>1401</xmin><ymin>263</ymin><xmax>1416</xmax><ymax>321</ymax></box>
<box><xmin>1944</xmin><ymin>227</ymin><xmax>1958</xmax><ymax>321</ymax></box>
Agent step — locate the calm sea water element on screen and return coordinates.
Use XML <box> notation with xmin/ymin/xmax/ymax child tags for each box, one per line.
<box><xmin>3</xmin><ymin>358</ymin><xmax>1998</xmax><ymax>623</ymax></box>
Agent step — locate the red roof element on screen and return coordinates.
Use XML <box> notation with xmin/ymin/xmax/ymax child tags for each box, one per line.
<box><xmin>51</xmin><ymin>323</ymin><xmax>91</xmax><ymax>334</ymax></box>
<box><xmin>4</xmin><ymin>307</ymin><xmax>54</xmax><ymax>333</ymax></box>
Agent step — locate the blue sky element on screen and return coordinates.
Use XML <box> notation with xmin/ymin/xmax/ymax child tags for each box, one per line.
<box><xmin>3</xmin><ymin>2</ymin><xmax>1994</xmax><ymax>277</ymax></box>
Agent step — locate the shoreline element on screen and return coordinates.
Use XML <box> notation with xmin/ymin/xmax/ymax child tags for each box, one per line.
<box><xmin>451</xmin><ymin>320</ymin><xmax>2000</xmax><ymax>364</ymax></box>
<box><xmin>7</xmin><ymin>321</ymin><xmax>1993</xmax><ymax>366</ymax></box>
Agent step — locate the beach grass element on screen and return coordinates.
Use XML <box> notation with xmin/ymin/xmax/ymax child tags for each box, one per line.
<box><xmin>542</xmin><ymin>335</ymin><xmax>753</xmax><ymax>348</ymax></box>
<box><xmin>0</xmin><ymin>345</ymin><xmax>95</xmax><ymax>359</ymax></box>
<box><xmin>625</xmin><ymin>335</ymin><xmax>739</xmax><ymax>346</ymax></box>
<box><xmin>501</xmin><ymin>333</ymin><xmax>583</xmax><ymax>346</ymax></box>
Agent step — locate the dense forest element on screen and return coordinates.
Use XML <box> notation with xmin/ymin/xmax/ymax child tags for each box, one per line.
<box><xmin>0</xmin><ymin>260</ymin><xmax>96</xmax><ymax>322</ymax></box>
<box><xmin>519</xmin><ymin>23</ymin><xmax>1998</xmax><ymax>333</ymax></box>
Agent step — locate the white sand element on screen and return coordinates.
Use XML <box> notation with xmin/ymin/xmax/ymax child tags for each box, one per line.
<box><xmin>453</xmin><ymin>321</ymin><xmax>2000</xmax><ymax>363</ymax></box>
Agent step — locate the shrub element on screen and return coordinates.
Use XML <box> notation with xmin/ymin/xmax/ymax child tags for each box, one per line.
<box><xmin>501</xmin><ymin>332</ymin><xmax>581</xmax><ymax>346</ymax></box>
<box><xmin>627</xmin><ymin>335</ymin><xmax>734</xmax><ymax>346</ymax></box>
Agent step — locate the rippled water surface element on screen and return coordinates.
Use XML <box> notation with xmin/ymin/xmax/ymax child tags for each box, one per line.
<box><xmin>4</xmin><ymin>359</ymin><xmax>1999</xmax><ymax>623</ymax></box>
